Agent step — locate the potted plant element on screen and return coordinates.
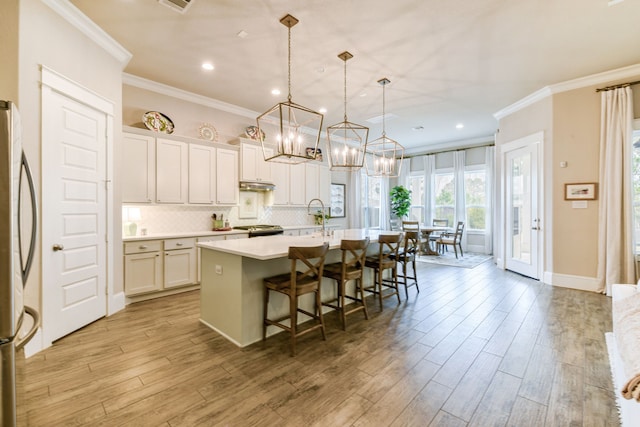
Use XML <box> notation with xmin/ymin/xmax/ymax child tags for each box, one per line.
<box><xmin>313</xmin><ymin>210</ymin><xmax>330</xmax><ymax>225</ymax></box>
<box><xmin>390</xmin><ymin>185</ymin><xmax>412</xmax><ymax>220</ymax></box>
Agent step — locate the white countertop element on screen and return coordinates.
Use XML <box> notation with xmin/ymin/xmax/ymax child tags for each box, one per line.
<box><xmin>197</xmin><ymin>229</ymin><xmax>399</xmax><ymax>260</ymax></box>
<box><xmin>122</xmin><ymin>225</ymin><xmax>330</xmax><ymax>242</ymax></box>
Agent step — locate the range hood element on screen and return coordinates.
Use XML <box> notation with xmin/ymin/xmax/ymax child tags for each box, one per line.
<box><xmin>239</xmin><ymin>181</ymin><xmax>275</xmax><ymax>192</ymax></box>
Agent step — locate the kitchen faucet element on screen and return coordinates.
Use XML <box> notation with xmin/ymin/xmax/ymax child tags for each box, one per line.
<box><xmin>307</xmin><ymin>198</ymin><xmax>327</xmax><ymax>237</ymax></box>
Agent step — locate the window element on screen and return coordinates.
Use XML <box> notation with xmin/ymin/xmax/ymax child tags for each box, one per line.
<box><xmin>408</xmin><ymin>174</ymin><xmax>424</xmax><ymax>223</ymax></box>
<box><xmin>465</xmin><ymin>169</ymin><xmax>486</xmax><ymax>231</ymax></box>
<box><xmin>434</xmin><ymin>172</ymin><xmax>455</xmax><ymax>226</ymax></box>
<box><xmin>360</xmin><ymin>172</ymin><xmax>382</xmax><ymax>229</ymax></box>
<box><xmin>632</xmin><ymin>131</ymin><xmax>640</xmax><ymax>252</ymax></box>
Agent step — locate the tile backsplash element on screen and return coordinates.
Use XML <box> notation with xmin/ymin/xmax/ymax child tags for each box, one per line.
<box><xmin>123</xmin><ymin>198</ymin><xmax>320</xmax><ymax>236</ymax></box>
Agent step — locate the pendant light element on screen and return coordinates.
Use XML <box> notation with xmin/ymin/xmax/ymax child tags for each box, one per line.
<box><xmin>326</xmin><ymin>51</ymin><xmax>369</xmax><ymax>171</ymax></box>
<box><xmin>365</xmin><ymin>78</ymin><xmax>404</xmax><ymax>178</ymax></box>
<box><xmin>257</xmin><ymin>14</ymin><xmax>323</xmax><ymax>164</ymax></box>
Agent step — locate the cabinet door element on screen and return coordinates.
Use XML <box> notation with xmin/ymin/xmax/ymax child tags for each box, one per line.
<box><xmin>289</xmin><ymin>163</ymin><xmax>306</xmax><ymax>206</ymax></box>
<box><xmin>189</xmin><ymin>144</ymin><xmax>216</xmax><ymax>204</ymax></box>
<box><xmin>164</xmin><ymin>247</ymin><xmax>196</xmax><ymax>288</ymax></box>
<box><xmin>305</xmin><ymin>163</ymin><xmax>320</xmax><ymax>201</ymax></box>
<box><xmin>258</xmin><ymin>147</ymin><xmax>273</xmax><ymax>182</ymax></box>
<box><xmin>215</xmin><ymin>148</ymin><xmax>239</xmax><ymax>204</ymax></box>
<box><xmin>122</xmin><ymin>133</ymin><xmax>155</xmax><ymax>203</ymax></box>
<box><xmin>271</xmin><ymin>162</ymin><xmax>289</xmax><ymax>205</ymax></box>
<box><xmin>124</xmin><ymin>251</ymin><xmax>163</xmax><ymax>295</ymax></box>
<box><xmin>319</xmin><ymin>166</ymin><xmax>331</xmax><ymax>204</ymax></box>
<box><xmin>156</xmin><ymin>138</ymin><xmax>188</xmax><ymax>203</ymax></box>
<box><xmin>240</xmin><ymin>143</ymin><xmax>259</xmax><ymax>181</ymax></box>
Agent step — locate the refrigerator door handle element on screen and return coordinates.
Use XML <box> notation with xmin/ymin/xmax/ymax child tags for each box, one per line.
<box><xmin>15</xmin><ymin>305</ymin><xmax>39</xmax><ymax>350</ymax></box>
<box><xmin>19</xmin><ymin>151</ymin><xmax>37</xmax><ymax>284</ymax></box>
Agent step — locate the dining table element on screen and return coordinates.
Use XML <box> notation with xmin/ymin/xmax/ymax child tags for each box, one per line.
<box><xmin>419</xmin><ymin>226</ymin><xmax>450</xmax><ymax>255</ymax></box>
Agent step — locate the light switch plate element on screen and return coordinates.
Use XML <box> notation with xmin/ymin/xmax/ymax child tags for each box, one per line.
<box><xmin>572</xmin><ymin>200</ymin><xmax>588</xmax><ymax>209</ymax></box>
<box><xmin>215</xmin><ymin>265</ymin><xmax>223</xmax><ymax>274</ymax></box>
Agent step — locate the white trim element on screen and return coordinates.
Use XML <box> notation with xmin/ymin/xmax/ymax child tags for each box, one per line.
<box><xmin>23</xmin><ymin>328</ymin><xmax>45</xmax><ymax>358</ymax></box>
<box><xmin>109</xmin><ymin>291</ymin><xmax>126</xmax><ymax>315</ymax></box>
<box><xmin>404</xmin><ymin>135</ymin><xmax>494</xmax><ymax>156</ymax></box>
<box><xmin>41</xmin><ymin>0</ymin><xmax>131</xmax><ymax>66</ymax></box>
<box><xmin>494</xmin><ymin>63</ymin><xmax>640</xmax><ymax>120</ymax></box>
<box><xmin>123</xmin><ymin>73</ymin><xmax>258</xmax><ymax>119</ymax></box>
<box><xmin>547</xmin><ymin>272</ymin><xmax>602</xmax><ymax>293</ymax></box>
<box><xmin>41</xmin><ymin>66</ymin><xmax>114</xmax><ymax>116</ymax></box>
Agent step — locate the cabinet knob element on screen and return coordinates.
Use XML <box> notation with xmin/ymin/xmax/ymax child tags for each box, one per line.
<box><xmin>139</xmin><ymin>245</ymin><xmax>148</xmax><ymax>249</ymax></box>
<box><xmin>176</xmin><ymin>243</ymin><xmax>183</xmax><ymax>246</ymax></box>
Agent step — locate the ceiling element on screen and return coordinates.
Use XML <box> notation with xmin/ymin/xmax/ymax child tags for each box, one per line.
<box><xmin>70</xmin><ymin>0</ymin><xmax>640</xmax><ymax>155</ymax></box>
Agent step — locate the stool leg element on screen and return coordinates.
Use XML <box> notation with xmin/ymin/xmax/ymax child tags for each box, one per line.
<box><xmin>377</xmin><ymin>268</ymin><xmax>384</xmax><ymax>309</ymax></box>
<box><xmin>393</xmin><ymin>267</ymin><xmax>401</xmax><ymax>303</ymax></box>
<box><xmin>263</xmin><ymin>288</ymin><xmax>269</xmax><ymax>341</ymax></box>
<box><xmin>316</xmin><ymin>288</ymin><xmax>326</xmax><ymax>340</ymax></box>
<box><xmin>412</xmin><ymin>257</ymin><xmax>419</xmax><ymax>293</ymax></box>
<box><xmin>340</xmin><ymin>280</ymin><xmax>347</xmax><ymax>330</ymax></box>
<box><xmin>358</xmin><ymin>278</ymin><xmax>369</xmax><ymax>320</ymax></box>
<box><xmin>290</xmin><ymin>294</ymin><xmax>297</xmax><ymax>357</ymax></box>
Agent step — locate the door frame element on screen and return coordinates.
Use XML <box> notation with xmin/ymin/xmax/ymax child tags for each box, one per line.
<box><xmin>39</xmin><ymin>66</ymin><xmax>117</xmax><ymax>349</ymax></box>
<box><xmin>497</xmin><ymin>131</ymin><xmax>545</xmax><ymax>280</ymax></box>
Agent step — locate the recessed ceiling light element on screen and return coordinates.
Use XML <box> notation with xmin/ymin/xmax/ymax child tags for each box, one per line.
<box><xmin>456</xmin><ymin>123</ymin><xmax>464</xmax><ymax>129</ymax></box>
<box><xmin>319</xmin><ymin>107</ymin><xmax>327</xmax><ymax>114</ymax></box>
<box><xmin>202</xmin><ymin>63</ymin><xmax>214</xmax><ymax>71</ymax></box>
<box><xmin>237</xmin><ymin>30</ymin><xmax>249</xmax><ymax>38</ymax></box>
<box><xmin>271</xmin><ymin>89</ymin><xmax>281</xmax><ymax>95</ymax></box>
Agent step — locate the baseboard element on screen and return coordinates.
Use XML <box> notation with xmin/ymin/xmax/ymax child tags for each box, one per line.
<box><xmin>23</xmin><ymin>328</ymin><xmax>45</xmax><ymax>358</ymax></box>
<box><xmin>108</xmin><ymin>291</ymin><xmax>126</xmax><ymax>315</ymax></box>
<box><xmin>546</xmin><ymin>272</ymin><xmax>602</xmax><ymax>292</ymax></box>
<box><xmin>126</xmin><ymin>284</ymin><xmax>200</xmax><ymax>304</ymax></box>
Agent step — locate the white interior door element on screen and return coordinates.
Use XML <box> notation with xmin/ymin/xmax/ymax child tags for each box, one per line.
<box><xmin>504</xmin><ymin>141</ymin><xmax>540</xmax><ymax>279</ymax></box>
<box><xmin>42</xmin><ymin>89</ymin><xmax>107</xmax><ymax>342</ymax></box>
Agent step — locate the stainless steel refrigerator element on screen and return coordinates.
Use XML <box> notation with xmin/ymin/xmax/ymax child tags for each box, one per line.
<box><xmin>0</xmin><ymin>100</ymin><xmax>39</xmax><ymax>426</ymax></box>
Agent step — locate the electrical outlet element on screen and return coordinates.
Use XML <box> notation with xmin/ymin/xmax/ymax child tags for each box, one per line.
<box><xmin>215</xmin><ymin>265</ymin><xmax>223</xmax><ymax>275</ymax></box>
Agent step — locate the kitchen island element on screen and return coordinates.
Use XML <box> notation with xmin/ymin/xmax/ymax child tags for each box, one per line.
<box><xmin>197</xmin><ymin>229</ymin><xmax>397</xmax><ymax>347</ymax></box>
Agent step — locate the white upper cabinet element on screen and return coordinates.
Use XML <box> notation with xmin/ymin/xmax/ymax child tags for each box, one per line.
<box><xmin>156</xmin><ymin>138</ymin><xmax>188</xmax><ymax>203</ymax></box>
<box><xmin>240</xmin><ymin>142</ymin><xmax>272</xmax><ymax>182</ymax></box>
<box><xmin>215</xmin><ymin>148</ymin><xmax>238</xmax><ymax>205</ymax></box>
<box><xmin>188</xmin><ymin>144</ymin><xmax>216</xmax><ymax>204</ymax></box>
<box><xmin>122</xmin><ymin>133</ymin><xmax>155</xmax><ymax>203</ymax></box>
<box><xmin>271</xmin><ymin>161</ymin><xmax>289</xmax><ymax>205</ymax></box>
<box><xmin>305</xmin><ymin>163</ymin><xmax>320</xmax><ymax>201</ymax></box>
<box><xmin>289</xmin><ymin>163</ymin><xmax>306</xmax><ymax>206</ymax></box>
<box><xmin>319</xmin><ymin>166</ymin><xmax>331</xmax><ymax>204</ymax></box>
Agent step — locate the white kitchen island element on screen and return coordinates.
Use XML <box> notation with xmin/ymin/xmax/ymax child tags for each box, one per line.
<box><xmin>197</xmin><ymin>229</ymin><xmax>396</xmax><ymax>347</ymax></box>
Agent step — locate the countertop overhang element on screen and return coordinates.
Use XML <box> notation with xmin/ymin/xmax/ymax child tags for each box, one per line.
<box><xmin>197</xmin><ymin>229</ymin><xmax>399</xmax><ymax>260</ymax></box>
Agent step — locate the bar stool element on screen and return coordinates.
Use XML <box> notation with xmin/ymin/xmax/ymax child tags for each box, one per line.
<box><xmin>390</xmin><ymin>230</ymin><xmax>419</xmax><ymax>298</ymax></box>
<box><xmin>364</xmin><ymin>233</ymin><xmax>402</xmax><ymax>309</ymax></box>
<box><xmin>321</xmin><ymin>238</ymin><xmax>370</xmax><ymax>330</ymax></box>
<box><xmin>263</xmin><ymin>243</ymin><xmax>329</xmax><ymax>356</ymax></box>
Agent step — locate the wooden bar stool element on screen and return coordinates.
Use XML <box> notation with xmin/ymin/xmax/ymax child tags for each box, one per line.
<box><xmin>364</xmin><ymin>233</ymin><xmax>402</xmax><ymax>309</ymax></box>
<box><xmin>263</xmin><ymin>243</ymin><xmax>329</xmax><ymax>356</ymax></box>
<box><xmin>390</xmin><ymin>230</ymin><xmax>419</xmax><ymax>298</ymax></box>
<box><xmin>321</xmin><ymin>238</ymin><xmax>370</xmax><ymax>330</ymax></box>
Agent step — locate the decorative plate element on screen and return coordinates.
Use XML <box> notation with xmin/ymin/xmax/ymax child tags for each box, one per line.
<box><xmin>199</xmin><ymin>123</ymin><xmax>218</xmax><ymax>142</ymax></box>
<box><xmin>245</xmin><ymin>125</ymin><xmax>265</xmax><ymax>141</ymax></box>
<box><xmin>142</xmin><ymin>111</ymin><xmax>174</xmax><ymax>134</ymax></box>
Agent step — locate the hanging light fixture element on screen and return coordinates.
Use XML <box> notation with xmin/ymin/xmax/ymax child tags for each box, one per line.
<box><xmin>257</xmin><ymin>14</ymin><xmax>323</xmax><ymax>164</ymax></box>
<box><xmin>326</xmin><ymin>51</ymin><xmax>368</xmax><ymax>171</ymax></box>
<box><xmin>365</xmin><ymin>78</ymin><xmax>404</xmax><ymax>178</ymax></box>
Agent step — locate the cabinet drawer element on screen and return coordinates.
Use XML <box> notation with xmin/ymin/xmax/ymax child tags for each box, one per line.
<box><xmin>124</xmin><ymin>240</ymin><xmax>162</xmax><ymax>254</ymax></box>
<box><xmin>164</xmin><ymin>237</ymin><xmax>195</xmax><ymax>250</ymax></box>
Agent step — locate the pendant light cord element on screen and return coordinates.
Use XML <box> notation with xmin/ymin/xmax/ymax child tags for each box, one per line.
<box><xmin>381</xmin><ymin>81</ymin><xmax>386</xmax><ymax>137</ymax></box>
<box><xmin>287</xmin><ymin>24</ymin><xmax>292</xmax><ymax>103</ymax></box>
<box><xmin>343</xmin><ymin>58</ymin><xmax>348</xmax><ymax>121</ymax></box>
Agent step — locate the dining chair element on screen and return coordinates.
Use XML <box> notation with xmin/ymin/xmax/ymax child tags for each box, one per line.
<box><xmin>390</xmin><ymin>230</ymin><xmax>419</xmax><ymax>298</ymax></box>
<box><xmin>429</xmin><ymin>218</ymin><xmax>449</xmax><ymax>250</ymax></box>
<box><xmin>321</xmin><ymin>238</ymin><xmax>370</xmax><ymax>330</ymax></box>
<box><xmin>364</xmin><ymin>233</ymin><xmax>403</xmax><ymax>309</ymax></box>
<box><xmin>402</xmin><ymin>221</ymin><xmax>428</xmax><ymax>255</ymax></box>
<box><xmin>437</xmin><ymin>221</ymin><xmax>465</xmax><ymax>258</ymax></box>
<box><xmin>262</xmin><ymin>242</ymin><xmax>329</xmax><ymax>356</ymax></box>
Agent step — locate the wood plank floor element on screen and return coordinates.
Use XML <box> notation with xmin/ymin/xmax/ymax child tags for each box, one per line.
<box><xmin>24</xmin><ymin>260</ymin><xmax>620</xmax><ymax>426</ymax></box>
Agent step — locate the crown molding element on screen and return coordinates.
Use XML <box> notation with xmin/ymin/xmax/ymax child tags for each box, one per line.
<box><xmin>494</xmin><ymin>63</ymin><xmax>640</xmax><ymax>121</ymax></box>
<box><xmin>42</xmin><ymin>0</ymin><xmax>131</xmax><ymax>66</ymax></box>
<box><xmin>404</xmin><ymin>134</ymin><xmax>495</xmax><ymax>156</ymax></box>
<box><xmin>122</xmin><ymin>73</ymin><xmax>259</xmax><ymax>120</ymax></box>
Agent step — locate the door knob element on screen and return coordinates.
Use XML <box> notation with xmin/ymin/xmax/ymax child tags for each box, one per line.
<box><xmin>52</xmin><ymin>243</ymin><xmax>64</xmax><ymax>251</ymax></box>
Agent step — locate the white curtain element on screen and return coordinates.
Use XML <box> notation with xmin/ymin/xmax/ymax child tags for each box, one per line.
<box><xmin>423</xmin><ymin>155</ymin><xmax>435</xmax><ymax>226</ymax></box>
<box><xmin>381</xmin><ymin>177</ymin><xmax>390</xmax><ymax>230</ymax></box>
<box><xmin>485</xmin><ymin>146</ymin><xmax>495</xmax><ymax>254</ymax></box>
<box><xmin>454</xmin><ymin>151</ymin><xmax>467</xmax><ymax>250</ymax></box>
<box><xmin>398</xmin><ymin>158</ymin><xmax>410</xmax><ymax>188</ymax></box>
<box><xmin>347</xmin><ymin>171</ymin><xmax>361</xmax><ymax>229</ymax></box>
<box><xmin>597</xmin><ymin>86</ymin><xmax>635</xmax><ymax>295</ymax></box>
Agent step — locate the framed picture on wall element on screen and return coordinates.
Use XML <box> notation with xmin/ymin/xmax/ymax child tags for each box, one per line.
<box><xmin>564</xmin><ymin>182</ymin><xmax>597</xmax><ymax>200</ymax></box>
<box><xmin>239</xmin><ymin>192</ymin><xmax>258</xmax><ymax>218</ymax></box>
<box><xmin>330</xmin><ymin>183</ymin><xmax>345</xmax><ymax>218</ymax></box>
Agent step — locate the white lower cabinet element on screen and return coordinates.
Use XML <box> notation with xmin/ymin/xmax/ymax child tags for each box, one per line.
<box><xmin>163</xmin><ymin>238</ymin><xmax>196</xmax><ymax>288</ymax></box>
<box><xmin>124</xmin><ymin>240</ymin><xmax>163</xmax><ymax>296</ymax></box>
